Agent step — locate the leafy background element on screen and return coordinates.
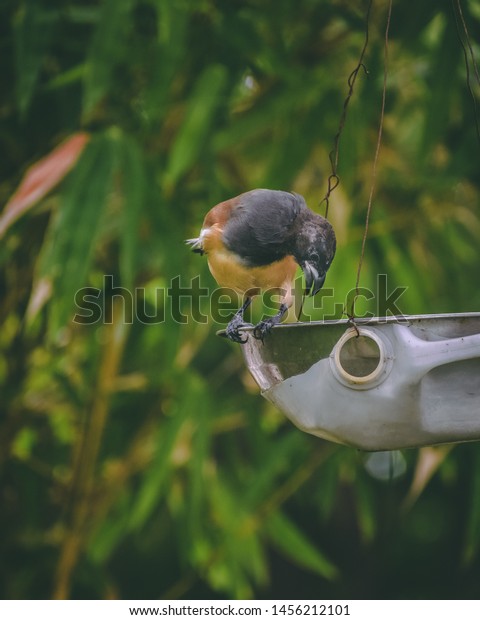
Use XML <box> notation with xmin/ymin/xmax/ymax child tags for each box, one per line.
<box><xmin>1</xmin><ymin>0</ymin><xmax>480</xmax><ymax>600</ymax></box>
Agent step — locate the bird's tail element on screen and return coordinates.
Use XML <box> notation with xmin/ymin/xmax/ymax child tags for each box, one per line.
<box><xmin>185</xmin><ymin>237</ymin><xmax>205</xmax><ymax>255</ymax></box>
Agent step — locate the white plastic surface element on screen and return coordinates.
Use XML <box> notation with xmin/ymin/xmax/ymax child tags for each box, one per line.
<box><xmin>239</xmin><ymin>315</ymin><xmax>480</xmax><ymax>450</ymax></box>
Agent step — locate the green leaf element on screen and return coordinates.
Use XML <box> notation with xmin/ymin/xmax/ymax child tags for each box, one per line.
<box><xmin>143</xmin><ymin>0</ymin><xmax>188</xmax><ymax>121</ymax></box>
<box><xmin>463</xmin><ymin>448</ymin><xmax>480</xmax><ymax>564</ymax></box>
<box><xmin>11</xmin><ymin>427</ymin><xmax>37</xmax><ymax>460</ymax></box>
<box><xmin>420</xmin><ymin>17</ymin><xmax>460</xmax><ymax>160</ymax></box>
<box><xmin>89</xmin><ymin>512</ymin><xmax>128</xmax><ymax>565</ymax></box>
<box><xmin>117</xmin><ymin>135</ymin><xmax>146</xmax><ymax>290</ymax></box>
<box><xmin>128</xmin><ymin>381</ymin><xmax>198</xmax><ymax>530</ymax></box>
<box><xmin>243</xmin><ymin>431</ymin><xmax>303</xmax><ymax>509</ymax></box>
<box><xmin>83</xmin><ymin>0</ymin><xmax>134</xmax><ymax>116</ymax></box>
<box><xmin>164</xmin><ymin>64</ymin><xmax>228</xmax><ymax>190</ymax></box>
<box><xmin>353</xmin><ymin>473</ymin><xmax>377</xmax><ymax>544</ymax></box>
<box><xmin>265</xmin><ymin>511</ymin><xmax>338</xmax><ymax>581</ymax></box>
<box><xmin>203</xmin><ymin>475</ymin><xmax>267</xmax><ymax>596</ymax></box>
<box><xmin>213</xmin><ymin>76</ymin><xmax>328</xmax><ymax>151</ymax></box>
<box><xmin>236</xmin><ymin>529</ymin><xmax>269</xmax><ymax>589</ymax></box>
<box><xmin>14</xmin><ymin>3</ymin><xmax>55</xmax><ymax>115</ymax></box>
<box><xmin>186</xmin><ymin>400</ymin><xmax>211</xmax><ymax>540</ymax></box>
<box><xmin>39</xmin><ymin>133</ymin><xmax>116</xmax><ymax>337</ymax></box>
<box><xmin>316</xmin><ymin>454</ymin><xmax>341</xmax><ymax>520</ymax></box>
<box><xmin>261</xmin><ymin>103</ymin><xmax>328</xmax><ymax>189</ymax></box>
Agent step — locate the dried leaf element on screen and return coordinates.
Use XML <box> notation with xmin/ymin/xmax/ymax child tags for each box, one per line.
<box><xmin>402</xmin><ymin>446</ymin><xmax>453</xmax><ymax>512</ymax></box>
<box><xmin>0</xmin><ymin>133</ymin><xmax>90</xmax><ymax>239</ymax></box>
<box><xmin>34</xmin><ymin>133</ymin><xmax>115</xmax><ymax>336</ymax></box>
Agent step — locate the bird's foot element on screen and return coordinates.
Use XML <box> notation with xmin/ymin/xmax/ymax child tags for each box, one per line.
<box><xmin>253</xmin><ymin>317</ymin><xmax>277</xmax><ymax>343</ymax></box>
<box><xmin>252</xmin><ymin>304</ymin><xmax>288</xmax><ymax>343</ymax></box>
<box><xmin>225</xmin><ymin>314</ymin><xmax>252</xmax><ymax>344</ymax></box>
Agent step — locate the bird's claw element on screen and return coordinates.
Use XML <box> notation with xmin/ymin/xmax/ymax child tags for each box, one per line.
<box><xmin>225</xmin><ymin>316</ymin><xmax>251</xmax><ymax>344</ymax></box>
<box><xmin>227</xmin><ymin>329</ymin><xmax>248</xmax><ymax>344</ymax></box>
<box><xmin>252</xmin><ymin>318</ymin><xmax>275</xmax><ymax>343</ymax></box>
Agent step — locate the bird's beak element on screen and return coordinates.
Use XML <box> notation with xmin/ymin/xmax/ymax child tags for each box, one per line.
<box><xmin>303</xmin><ymin>261</ymin><xmax>325</xmax><ymax>296</ymax></box>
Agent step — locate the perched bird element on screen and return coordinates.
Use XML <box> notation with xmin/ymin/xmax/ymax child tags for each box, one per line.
<box><xmin>186</xmin><ymin>189</ymin><xmax>336</xmax><ymax>343</ymax></box>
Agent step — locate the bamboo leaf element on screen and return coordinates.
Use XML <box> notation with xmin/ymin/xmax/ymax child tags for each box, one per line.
<box><xmin>403</xmin><ymin>446</ymin><xmax>453</xmax><ymax>512</ymax></box>
<box><xmin>0</xmin><ymin>133</ymin><xmax>90</xmax><ymax>239</ymax></box>
<box><xmin>316</xmin><ymin>455</ymin><xmax>341</xmax><ymax>520</ymax></box>
<box><xmin>38</xmin><ymin>133</ymin><xmax>116</xmax><ymax>337</ymax></box>
<box><xmin>128</xmin><ymin>381</ymin><xmax>199</xmax><ymax>530</ymax></box>
<box><xmin>212</xmin><ymin>77</ymin><xmax>328</xmax><ymax>152</ymax></box>
<box><xmin>265</xmin><ymin>511</ymin><xmax>338</xmax><ymax>581</ymax></box>
<box><xmin>463</xmin><ymin>448</ymin><xmax>480</xmax><ymax>565</ymax></box>
<box><xmin>83</xmin><ymin>0</ymin><xmax>134</xmax><ymax>116</ymax></box>
<box><xmin>186</xmin><ymin>392</ymin><xmax>211</xmax><ymax>540</ymax></box>
<box><xmin>89</xmin><ymin>500</ymin><xmax>130</xmax><ymax>564</ymax></box>
<box><xmin>353</xmin><ymin>473</ymin><xmax>377</xmax><ymax>544</ymax></box>
<box><xmin>420</xmin><ymin>18</ymin><xmax>460</xmax><ymax>160</ymax></box>
<box><xmin>14</xmin><ymin>2</ymin><xmax>55</xmax><ymax>115</ymax></box>
<box><xmin>203</xmin><ymin>475</ymin><xmax>267</xmax><ymax>595</ymax></box>
<box><xmin>117</xmin><ymin>135</ymin><xmax>145</xmax><ymax>290</ymax></box>
<box><xmin>143</xmin><ymin>1</ymin><xmax>188</xmax><ymax>121</ymax></box>
<box><xmin>243</xmin><ymin>431</ymin><xmax>303</xmax><ymax>508</ymax></box>
<box><xmin>164</xmin><ymin>64</ymin><xmax>228</xmax><ymax>190</ymax></box>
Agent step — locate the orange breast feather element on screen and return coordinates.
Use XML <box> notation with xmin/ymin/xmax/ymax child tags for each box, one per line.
<box><xmin>201</xmin><ymin>225</ymin><xmax>297</xmax><ymax>296</ymax></box>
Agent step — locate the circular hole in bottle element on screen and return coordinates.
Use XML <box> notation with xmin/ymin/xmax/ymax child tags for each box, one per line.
<box><xmin>338</xmin><ymin>334</ymin><xmax>382</xmax><ymax>379</ymax></box>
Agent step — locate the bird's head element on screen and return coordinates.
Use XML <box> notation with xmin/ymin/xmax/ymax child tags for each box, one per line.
<box><xmin>294</xmin><ymin>216</ymin><xmax>336</xmax><ymax>296</ymax></box>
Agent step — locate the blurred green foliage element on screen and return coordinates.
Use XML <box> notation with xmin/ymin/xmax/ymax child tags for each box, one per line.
<box><xmin>1</xmin><ymin>0</ymin><xmax>480</xmax><ymax>600</ymax></box>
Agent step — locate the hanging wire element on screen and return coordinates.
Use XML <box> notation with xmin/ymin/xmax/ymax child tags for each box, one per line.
<box><xmin>348</xmin><ymin>0</ymin><xmax>393</xmax><ymax>321</ymax></box>
<box><xmin>298</xmin><ymin>1</ymin><xmax>374</xmax><ymax>322</ymax></box>
<box><xmin>321</xmin><ymin>0</ymin><xmax>373</xmax><ymax>220</ymax></box>
<box><xmin>451</xmin><ymin>0</ymin><xmax>480</xmax><ymax>147</ymax></box>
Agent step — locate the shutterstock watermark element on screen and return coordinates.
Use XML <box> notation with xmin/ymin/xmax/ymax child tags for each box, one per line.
<box><xmin>73</xmin><ymin>274</ymin><xmax>408</xmax><ymax>325</ymax></box>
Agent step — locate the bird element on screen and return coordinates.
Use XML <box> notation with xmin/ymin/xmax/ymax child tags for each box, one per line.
<box><xmin>186</xmin><ymin>189</ymin><xmax>336</xmax><ymax>343</ymax></box>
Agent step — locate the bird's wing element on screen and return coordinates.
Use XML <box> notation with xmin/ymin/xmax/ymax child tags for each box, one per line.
<box><xmin>222</xmin><ymin>189</ymin><xmax>305</xmax><ymax>266</ymax></box>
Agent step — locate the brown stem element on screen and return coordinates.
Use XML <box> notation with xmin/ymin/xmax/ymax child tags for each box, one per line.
<box><xmin>52</xmin><ymin>301</ymin><xmax>129</xmax><ymax>599</ymax></box>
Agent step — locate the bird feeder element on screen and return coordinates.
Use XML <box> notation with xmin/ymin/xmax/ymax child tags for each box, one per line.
<box><xmin>227</xmin><ymin>313</ymin><xmax>480</xmax><ymax>451</ymax></box>
<box><xmin>215</xmin><ymin>4</ymin><xmax>480</xmax><ymax>451</ymax></box>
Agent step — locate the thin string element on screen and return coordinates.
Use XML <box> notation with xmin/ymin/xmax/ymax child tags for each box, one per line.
<box><xmin>452</xmin><ymin>0</ymin><xmax>480</xmax><ymax>146</ymax></box>
<box><xmin>349</xmin><ymin>0</ymin><xmax>393</xmax><ymax>320</ymax></box>
<box><xmin>298</xmin><ymin>1</ymin><xmax>374</xmax><ymax>323</ymax></box>
<box><xmin>321</xmin><ymin>0</ymin><xmax>373</xmax><ymax>220</ymax></box>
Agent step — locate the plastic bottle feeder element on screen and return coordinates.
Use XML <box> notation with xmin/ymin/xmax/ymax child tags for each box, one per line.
<box><xmin>230</xmin><ymin>313</ymin><xmax>480</xmax><ymax>451</ymax></box>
